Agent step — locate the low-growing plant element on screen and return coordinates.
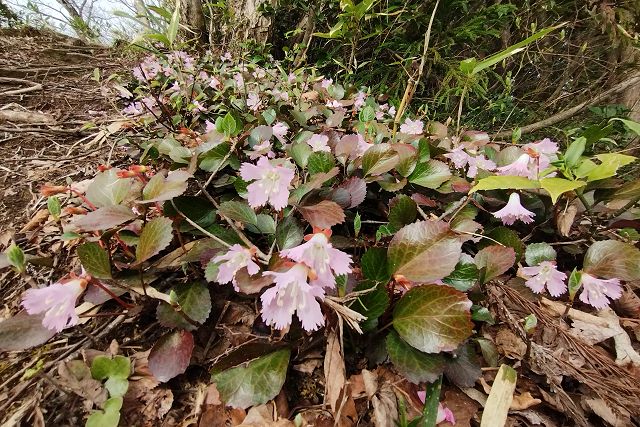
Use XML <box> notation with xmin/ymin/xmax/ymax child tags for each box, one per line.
<box><xmin>4</xmin><ymin>49</ymin><xmax>640</xmax><ymax>425</ymax></box>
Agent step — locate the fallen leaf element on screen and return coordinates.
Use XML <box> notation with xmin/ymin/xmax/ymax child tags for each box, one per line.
<box><xmin>495</xmin><ymin>329</ymin><xmax>527</xmax><ymax>360</ymax></box>
<box><xmin>510</xmin><ymin>392</ymin><xmax>542</xmax><ymax>410</ymax></box>
<box><xmin>324</xmin><ymin>328</ymin><xmax>346</xmax><ymax>412</ymax></box>
<box><xmin>479</xmin><ymin>364</ymin><xmax>517</xmax><ymax>427</ymax></box>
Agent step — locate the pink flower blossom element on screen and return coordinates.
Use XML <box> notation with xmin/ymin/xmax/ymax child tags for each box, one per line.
<box><xmin>261</xmin><ymin>264</ymin><xmax>325</xmax><ymax>331</ymax></box>
<box><xmin>213</xmin><ymin>244</ymin><xmax>260</xmax><ymax>289</ymax></box>
<box><xmin>252</xmin><ymin>67</ymin><xmax>266</xmax><ymax>79</ymax></box>
<box><xmin>272</xmin><ymin>122</ymin><xmax>289</xmax><ymax>143</ymax></box>
<box><xmin>578</xmin><ymin>273</ymin><xmax>622</xmax><ymax>309</ymax></box>
<box><xmin>220</xmin><ymin>52</ymin><xmax>232</xmax><ymax>62</ymax></box>
<box><xmin>520</xmin><ymin>261</ymin><xmax>567</xmax><ymax>296</ymax></box>
<box><xmin>280</xmin><ymin>232</ymin><xmax>352</xmax><ymax>288</ymax></box>
<box><xmin>205</xmin><ymin>120</ymin><xmax>215</xmax><ymax>133</ymax></box>
<box><xmin>321</xmin><ymin>78</ymin><xmax>333</xmax><ymax>89</ymax></box>
<box><xmin>307</xmin><ymin>134</ymin><xmax>331</xmax><ymax>152</ymax></box>
<box><xmin>524</xmin><ymin>138</ymin><xmax>558</xmax><ymax>171</ymax></box>
<box><xmin>497</xmin><ymin>154</ymin><xmax>534</xmax><ymax>178</ymax></box>
<box><xmin>234</xmin><ymin>73</ymin><xmax>244</xmax><ymax>88</ymax></box>
<box><xmin>271</xmin><ymin>88</ymin><xmax>289</xmax><ymax>102</ymax></box>
<box><xmin>133</xmin><ymin>56</ymin><xmax>161</xmax><ymax>82</ymax></box>
<box><xmin>240</xmin><ymin>156</ymin><xmax>295</xmax><ymax>210</ymax></box>
<box><xmin>249</xmin><ymin>140</ymin><xmax>274</xmax><ymax>160</ymax></box>
<box><xmin>247</xmin><ymin>92</ymin><xmax>262</xmax><ymax>111</ymax></box>
<box><xmin>466</xmin><ymin>155</ymin><xmax>496</xmax><ymax>178</ymax></box>
<box><xmin>353</xmin><ymin>91</ymin><xmax>367</xmax><ymax>110</ymax></box>
<box><xmin>209</xmin><ymin>76</ymin><xmax>221</xmax><ymax>89</ymax></box>
<box><xmin>22</xmin><ymin>277</ymin><xmax>87</xmax><ymax>332</ymax></box>
<box><xmin>326</xmin><ymin>100</ymin><xmax>343</xmax><ymax>109</ymax></box>
<box><xmin>191</xmin><ymin>100</ymin><xmax>206</xmax><ymax>113</ymax></box>
<box><xmin>493</xmin><ymin>193</ymin><xmax>535</xmax><ymax>225</ymax></box>
<box><xmin>399</xmin><ymin>118</ymin><xmax>424</xmax><ymax>135</ymax></box>
<box><xmin>288</xmin><ymin>72</ymin><xmax>297</xmax><ymax>83</ymax></box>
<box><xmin>444</xmin><ymin>146</ymin><xmax>473</xmax><ymax>169</ymax></box>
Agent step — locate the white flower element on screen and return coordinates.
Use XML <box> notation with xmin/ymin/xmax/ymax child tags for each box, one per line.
<box><xmin>307</xmin><ymin>134</ymin><xmax>331</xmax><ymax>152</ymax></box>
<box><xmin>400</xmin><ymin>118</ymin><xmax>424</xmax><ymax>135</ymax></box>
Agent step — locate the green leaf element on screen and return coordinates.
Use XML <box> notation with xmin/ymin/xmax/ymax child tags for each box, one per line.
<box><xmin>86</xmin><ymin>169</ymin><xmax>133</xmax><ymax>208</ymax></box>
<box><xmin>610</xmin><ymin>118</ymin><xmax>640</xmax><ymax>136</ymax></box>
<box><xmin>419</xmin><ymin>376</ymin><xmax>443</xmax><ymax>426</ymax></box>
<box><xmin>218</xmin><ymin>201</ymin><xmax>258</xmax><ymax>226</ymax></box>
<box><xmin>91</xmin><ymin>355</ymin><xmax>131</xmax><ymax>380</ymax></box>
<box><xmin>386</xmin><ymin>331</ymin><xmax>445</xmax><ymax>384</ymax></box>
<box><xmin>388</xmin><ymin>195</ymin><xmax>417</xmax><ymax>229</ymax></box>
<box><xmin>86</xmin><ymin>397</ymin><xmax>122</xmax><ymax>427</ymax></box>
<box><xmin>262</xmin><ymin>109</ymin><xmax>276</xmax><ymax>125</ymax></box>
<box><xmin>104</xmin><ymin>377</ymin><xmax>129</xmax><ymax>398</ymax></box>
<box><xmin>564</xmin><ymin>137</ymin><xmax>586</xmax><ymax>167</ymax></box>
<box><xmin>199</xmin><ymin>143</ymin><xmax>231</xmax><ymax>172</ymax></box>
<box><xmin>157</xmin><ymin>282</ymin><xmax>212</xmax><ymax>331</ymax></box>
<box><xmin>525</xmin><ymin>243</ymin><xmax>556</xmax><ymax>266</ymax></box>
<box><xmin>135</xmin><ymin>217</ymin><xmax>174</xmax><ymax>264</ymax></box>
<box><xmin>275</xmin><ymin>216</ymin><xmax>304</xmax><ymax>250</ymax></box>
<box><xmin>470</xmin><ymin>176</ymin><xmax>540</xmax><ymax>193</ymax></box>
<box><xmin>443</xmin><ymin>260</ymin><xmax>479</xmax><ymax>291</ymax></box>
<box><xmin>523</xmin><ymin>314</ymin><xmax>537</xmax><ymax>334</ymax></box>
<box><xmin>586</xmin><ymin>153</ymin><xmax>637</xmax><ymax>182</ymax></box>
<box><xmin>471</xmin><ymin>306</ymin><xmax>495</xmax><ymax>324</ymax></box>
<box><xmin>307</xmin><ymin>151</ymin><xmax>336</xmax><ymax>175</ymax></box>
<box><xmin>539</xmin><ymin>178</ymin><xmax>586</xmax><ymax>204</ymax></box>
<box><xmin>387</xmin><ymin>220</ymin><xmax>462</xmax><ymax>283</ymax></box>
<box><xmin>583</xmin><ymin>240</ymin><xmax>640</xmax><ymax>281</ymax></box>
<box><xmin>354</xmin><ymin>212</ymin><xmax>361</xmax><ymax>237</ymax></box>
<box><xmin>393</xmin><ymin>284</ymin><xmax>473</xmax><ymax>353</ymax></box>
<box><xmin>568</xmin><ymin>268</ymin><xmax>582</xmax><ymax>301</ymax></box>
<box><xmin>361</xmin><ymin>248</ymin><xmax>390</xmax><ymax>282</ymax></box>
<box><xmin>47</xmin><ymin>196</ymin><xmax>61</xmax><ymax>220</ymax></box>
<box><xmin>164</xmin><ymin>196</ymin><xmax>217</xmax><ymax>228</ymax></box>
<box><xmin>5</xmin><ymin>243</ymin><xmax>25</xmax><ymax>273</ymax></box>
<box><xmin>213</xmin><ymin>349</ymin><xmax>290</xmax><ymax>409</ymax></box>
<box><xmin>77</xmin><ymin>242</ymin><xmax>112</xmax><ymax>279</ymax></box>
<box><xmin>362</xmin><ymin>143</ymin><xmax>399</xmax><ymax>176</ymax></box>
<box><xmin>482</xmin><ymin>227</ymin><xmax>525</xmax><ymax>262</ymax></box>
<box><xmin>142</xmin><ymin>170</ymin><xmax>190</xmax><ymax>203</ymax></box>
<box><xmin>218</xmin><ymin>112</ymin><xmax>237</xmax><ymax>136</ymax></box>
<box><xmin>359</xmin><ymin>105</ymin><xmax>376</xmax><ymax>122</ymax></box>
<box><xmin>408</xmin><ymin>159</ymin><xmax>452</xmax><ymax>189</ymax></box>
<box><xmin>167</xmin><ymin>0</ymin><xmax>180</xmax><ymax>45</ymax></box>
<box><xmin>290</xmin><ymin>141</ymin><xmax>313</xmax><ymax>168</ymax></box>
<box><xmin>475</xmin><ymin>245</ymin><xmax>515</xmax><ymax>283</ymax></box>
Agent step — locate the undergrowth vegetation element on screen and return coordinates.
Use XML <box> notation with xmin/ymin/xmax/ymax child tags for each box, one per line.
<box><xmin>3</xmin><ymin>46</ymin><xmax>640</xmax><ymax>425</ymax></box>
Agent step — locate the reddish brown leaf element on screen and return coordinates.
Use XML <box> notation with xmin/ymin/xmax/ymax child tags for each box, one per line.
<box><xmin>148</xmin><ymin>330</ymin><xmax>194</xmax><ymax>382</ymax></box>
<box><xmin>474</xmin><ymin>245</ymin><xmax>515</xmax><ymax>282</ymax></box>
<box><xmin>298</xmin><ymin>200</ymin><xmax>345</xmax><ymax>229</ymax></box>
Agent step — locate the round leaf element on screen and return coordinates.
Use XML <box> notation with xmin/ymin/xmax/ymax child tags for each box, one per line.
<box><xmin>148</xmin><ymin>330</ymin><xmax>194</xmax><ymax>382</ymax></box>
<box><xmin>386</xmin><ymin>330</ymin><xmax>446</xmax><ymax>383</ymax></box>
<box><xmin>583</xmin><ymin>240</ymin><xmax>640</xmax><ymax>281</ymax></box>
<box><xmin>393</xmin><ymin>284</ymin><xmax>473</xmax><ymax>353</ymax></box>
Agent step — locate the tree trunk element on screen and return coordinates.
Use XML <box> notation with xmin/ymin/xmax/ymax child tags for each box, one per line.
<box><xmin>179</xmin><ymin>0</ymin><xmax>207</xmax><ymax>44</ymax></box>
<box><xmin>224</xmin><ymin>0</ymin><xmax>276</xmax><ymax>49</ymax></box>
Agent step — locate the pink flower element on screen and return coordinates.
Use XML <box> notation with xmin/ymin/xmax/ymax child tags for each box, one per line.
<box><xmin>213</xmin><ymin>244</ymin><xmax>260</xmax><ymax>289</ymax></box>
<box><xmin>444</xmin><ymin>146</ymin><xmax>473</xmax><ymax>169</ymax></box>
<box><xmin>234</xmin><ymin>73</ymin><xmax>244</xmax><ymax>88</ymax></box>
<box><xmin>252</xmin><ymin>67</ymin><xmax>266</xmax><ymax>79</ymax></box>
<box><xmin>321</xmin><ymin>78</ymin><xmax>333</xmax><ymax>89</ymax></box>
<box><xmin>524</xmin><ymin>138</ymin><xmax>558</xmax><ymax>172</ymax></box>
<box><xmin>307</xmin><ymin>134</ymin><xmax>331</xmax><ymax>152</ymax></box>
<box><xmin>133</xmin><ymin>56</ymin><xmax>161</xmax><ymax>82</ymax></box>
<box><xmin>353</xmin><ymin>91</ymin><xmax>367</xmax><ymax>110</ymax></box>
<box><xmin>261</xmin><ymin>264</ymin><xmax>325</xmax><ymax>331</ymax></box>
<box><xmin>355</xmin><ymin>134</ymin><xmax>373</xmax><ymax>158</ymax></box>
<box><xmin>520</xmin><ymin>261</ymin><xmax>567</xmax><ymax>296</ymax></box>
<box><xmin>209</xmin><ymin>76</ymin><xmax>221</xmax><ymax>89</ymax></box>
<box><xmin>496</xmin><ymin>153</ymin><xmax>534</xmax><ymax>178</ymax></box>
<box><xmin>326</xmin><ymin>100</ymin><xmax>343</xmax><ymax>109</ymax></box>
<box><xmin>417</xmin><ymin>393</ymin><xmax>456</xmax><ymax>425</ymax></box>
<box><xmin>205</xmin><ymin>120</ymin><xmax>216</xmax><ymax>133</ymax></box>
<box><xmin>272</xmin><ymin>122</ymin><xmax>289</xmax><ymax>143</ymax></box>
<box><xmin>191</xmin><ymin>100</ymin><xmax>206</xmax><ymax>113</ymax></box>
<box><xmin>220</xmin><ymin>52</ymin><xmax>232</xmax><ymax>62</ymax></box>
<box><xmin>288</xmin><ymin>72</ymin><xmax>296</xmax><ymax>83</ymax></box>
<box><xmin>22</xmin><ymin>277</ymin><xmax>87</xmax><ymax>332</ymax></box>
<box><xmin>467</xmin><ymin>155</ymin><xmax>496</xmax><ymax>178</ymax></box>
<box><xmin>280</xmin><ymin>232</ymin><xmax>352</xmax><ymax>288</ymax></box>
<box><xmin>249</xmin><ymin>140</ymin><xmax>274</xmax><ymax>160</ymax></box>
<box><xmin>578</xmin><ymin>273</ymin><xmax>622</xmax><ymax>309</ymax></box>
<box><xmin>247</xmin><ymin>92</ymin><xmax>262</xmax><ymax>111</ymax></box>
<box><xmin>400</xmin><ymin>118</ymin><xmax>424</xmax><ymax>135</ymax></box>
<box><xmin>240</xmin><ymin>157</ymin><xmax>295</xmax><ymax>210</ymax></box>
<box><xmin>493</xmin><ymin>193</ymin><xmax>535</xmax><ymax>225</ymax></box>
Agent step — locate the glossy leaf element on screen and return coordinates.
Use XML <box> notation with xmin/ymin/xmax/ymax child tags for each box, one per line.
<box><xmin>298</xmin><ymin>200</ymin><xmax>345</xmax><ymax>229</ymax></box>
<box><xmin>525</xmin><ymin>242</ymin><xmax>556</xmax><ymax>266</ymax></box>
<box><xmin>443</xmin><ymin>260</ymin><xmax>479</xmax><ymax>291</ymax></box>
<box><xmin>443</xmin><ymin>342</ymin><xmax>481</xmax><ymax>387</ymax></box>
<box><xmin>213</xmin><ymin>349</ymin><xmax>290</xmax><ymax>409</ymax></box>
<box><xmin>307</xmin><ymin>151</ymin><xmax>336</xmax><ymax>175</ymax></box>
<box><xmin>408</xmin><ymin>159</ymin><xmax>452</xmax><ymax>189</ymax></box>
<box><xmin>361</xmin><ymin>247</ymin><xmax>390</xmax><ymax>282</ymax></box>
<box><xmin>148</xmin><ymin>330</ymin><xmax>195</xmax><ymax>382</ymax></box>
<box><xmin>388</xmin><ymin>194</ymin><xmax>417</xmax><ymax>229</ymax></box>
<box><xmin>481</xmin><ymin>227</ymin><xmax>524</xmax><ymax>262</ymax></box>
<box><xmin>386</xmin><ymin>330</ymin><xmax>446</xmax><ymax>383</ymax></box>
<box><xmin>362</xmin><ymin>143</ymin><xmax>399</xmax><ymax>176</ymax></box>
<box><xmin>470</xmin><ymin>176</ymin><xmax>540</xmax><ymax>193</ymax></box>
<box><xmin>156</xmin><ymin>282</ymin><xmax>212</xmax><ymax>331</ymax></box>
<box><xmin>474</xmin><ymin>245</ymin><xmax>515</xmax><ymax>282</ymax></box>
<box><xmin>135</xmin><ymin>217</ymin><xmax>174</xmax><ymax>264</ymax></box>
<box><xmin>218</xmin><ymin>200</ymin><xmax>258</xmax><ymax>226</ymax></box>
<box><xmin>275</xmin><ymin>215</ymin><xmax>304</xmax><ymax>250</ymax></box>
<box><xmin>387</xmin><ymin>220</ymin><xmax>462</xmax><ymax>283</ymax></box>
<box><xmin>69</xmin><ymin>205</ymin><xmax>136</xmax><ymax>232</ymax></box>
<box><xmin>393</xmin><ymin>284</ymin><xmax>473</xmax><ymax>353</ymax></box>
<box><xmin>583</xmin><ymin>240</ymin><xmax>640</xmax><ymax>281</ymax></box>
<box><xmin>539</xmin><ymin>178</ymin><xmax>586</xmax><ymax>204</ymax></box>
<box><xmin>77</xmin><ymin>242</ymin><xmax>112</xmax><ymax>279</ymax></box>
<box><xmin>141</xmin><ymin>170</ymin><xmax>190</xmax><ymax>203</ymax></box>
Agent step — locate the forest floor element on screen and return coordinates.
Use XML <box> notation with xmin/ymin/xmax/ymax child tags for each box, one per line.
<box><xmin>1</xmin><ymin>28</ymin><xmax>640</xmax><ymax>427</ymax></box>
